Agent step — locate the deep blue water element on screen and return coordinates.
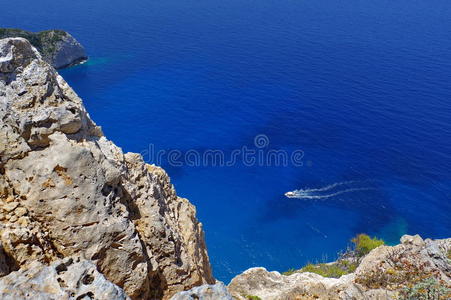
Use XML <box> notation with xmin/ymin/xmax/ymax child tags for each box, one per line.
<box><xmin>4</xmin><ymin>0</ymin><xmax>451</xmax><ymax>282</ymax></box>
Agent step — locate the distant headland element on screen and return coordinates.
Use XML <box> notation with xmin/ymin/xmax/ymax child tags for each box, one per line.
<box><xmin>0</xmin><ymin>28</ymin><xmax>87</xmax><ymax>69</ymax></box>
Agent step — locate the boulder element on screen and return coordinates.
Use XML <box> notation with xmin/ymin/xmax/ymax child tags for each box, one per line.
<box><xmin>228</xmin><ymin>267</ymin><xmax>364</xmax><ymax>300</ymax></box>
<box><xmin>0</xmin><ymin>257</ymin><xmax>130</xmax><ymax>300</ymax></box>
<box><xmin>170</xmin><ymin>282</ymin><xmax>233</xmax><ymax>300</ymax></box>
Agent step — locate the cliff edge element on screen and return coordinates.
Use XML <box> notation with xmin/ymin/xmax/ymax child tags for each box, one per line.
<box><xmin>171</xmin><ymin>234</ymin><xmax>450</xmax><ymax>300</ymax></box>
<box><xmin>0</xmin><ymin>37</ymin><xmax>214</xmax><ymax>299</ymax></box>
<box><xmin>0</xmin><ymin>29</ymin><xmax>88</xmax><ymax>69</ymax></box>
<box><xmin>227</xmin><ymin>235</ymin><xmax>450</xmax><ymax>299</ymax></box>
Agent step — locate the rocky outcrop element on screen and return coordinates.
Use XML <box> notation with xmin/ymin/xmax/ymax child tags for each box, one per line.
<box><xmin>228</xmin><ymin>268</ymin><xmax>364</xmax><ymax>300</ymax></box>
<box><xmin>0</xmin><ymin>37</ymin><xmax>214</xmax><ymax>299</ymax></box>
<box><xmin>0</xmin><ymin>28</ymin><xmax>87</xmax><ymax>69</ymax></box>
<box><xmin>228</xmin><ymin>235</ymin><xmax>451</xmax><ymax>300</ymax></box>
<box><xmin>0</xmin><ymin>256</ymin><xmax>130</xmax><ymax>300</ymax></box>
<box><xmin>170</xmin><ymin>282</ymin><xmax>233</xmax><ymax>300</ymax></box>
<box><xmin>354</xmin><ymin>234</ymin><xmax>451</xmax><ymax>294</ymax></box>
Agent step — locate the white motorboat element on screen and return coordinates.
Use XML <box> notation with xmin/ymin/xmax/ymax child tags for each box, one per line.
<box><xmin>284</xmin><ymin>191</ymin><xmax>297</xmax><ymax>198</ymax></box>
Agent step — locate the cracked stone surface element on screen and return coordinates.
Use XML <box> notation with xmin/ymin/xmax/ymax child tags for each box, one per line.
<box><xmin>0</xmin><ymin>256</ymin><xmax>130</xmax><ymax>300</ymax></box>
<box><xmin>0</xmin><ymin>37</ymin><xmax>214</xmax><ymax>299</ymax></box>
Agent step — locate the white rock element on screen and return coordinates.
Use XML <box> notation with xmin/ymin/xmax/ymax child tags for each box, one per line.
<box><xmin>170</xmin><ymin>282</ymin><xmax>233</xmax><ymax>300</ymax></box>
<box><xmin>0</xmin><ymin>257</ymin><xmax>130</xmax><ymax>300</ymax></box>
<box><xmin>400</xmin><ymin>234</ymin><xmax>424</xmax><ymax>246</ymax></box>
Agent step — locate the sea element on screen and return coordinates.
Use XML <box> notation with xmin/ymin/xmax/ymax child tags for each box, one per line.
<box><xmin>3</xmin><ymin>0</ymin><xmax>451</xmax><ymax>282</ymax></box>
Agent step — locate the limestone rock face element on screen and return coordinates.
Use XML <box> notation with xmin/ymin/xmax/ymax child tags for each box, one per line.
<box><xmin>354</xmin><ymin>235</ymin><xmax>451</xmax><ymax>291</ymax></box>
<box><xmin>50</xmin><ymin>32</ymin><xmax>87</xmax><ymax>69</ymax></box>
<box><xmin>228</xmin><ymin>235</ymin><xmax>451</xmax><ymax>300</ymax></box>
<box><xmin>170</xmin><ymin>282</ymin><xmax>233</xmax><ymax>300</ymax></box>
<box><xmin>0</xmin><ymin>257</ymin><xmax>130</xmax><ymax>300</ymax></box>
<box><xmin>0</xmin><ymin>37</ymin><xmax>214</xmax><ymax>299</ymax></box>
<box><xmin>0</xmin><ymin>28</ymin><xmax>87</xmax><ymax>69</ymax></box>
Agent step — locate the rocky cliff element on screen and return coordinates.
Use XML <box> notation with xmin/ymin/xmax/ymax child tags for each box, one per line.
<box><xmin>0</xmin><ymin>29</ymin><xmax>87</xmax><ymax>69</ymax></box>
<box><xmin>0</xmin><ymin>37</ymin><xmax>214</xmax><ymax>299</ymax></box>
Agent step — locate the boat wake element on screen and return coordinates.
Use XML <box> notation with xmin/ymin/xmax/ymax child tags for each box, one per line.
<box><xmin>285</xmin><ymin>181</ymin><xmax>375</xmax><ymax>200</ymax></box>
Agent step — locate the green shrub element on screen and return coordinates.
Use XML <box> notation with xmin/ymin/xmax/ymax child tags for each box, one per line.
<box><xmin>352</xmin><ymin>234</ymin><xmax>384</xmax><ymax>257</ymax></box>
<box><xmin>282</xmin><ymin>268</ymin><xmax>297</xmax><ymax>276</ymax></box>
<box><xmin>301</xmin><ymin>263</ymin><xmax>347</xmax><ymax>278</ymax></box>
<box><xmin>282</xmin><ymin>233</ymin><xmax>382</xmax><ymax>279</ymax></box>
<box><xmin>340</xmin><ymin>259</ymin><xmax>358</xmax><ymax>272</ymax></box>
<box><xmin>0</xmin><ymin>28</ymin><xmax>68</xmax><ymax>59</ymax></box>
<box><xmin>299</xmin><ymin>260</ymin><xmax>358</xmax><ymax>278</ymax></box>
<box><xmin>0</xmin><ymin>28</ymin><xmax>43</xmax><ymax>51</ymax></box>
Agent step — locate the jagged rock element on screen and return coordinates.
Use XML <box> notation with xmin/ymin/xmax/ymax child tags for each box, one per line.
<box><xmin>354</xmin><ymin>235</ymin><xmax>451</xmax><ymax>290</ymax></box>
<box><xmin>0</xmin><ymin>28</ymin><xmax>87</xmax><ymax>69</ymax></box>
<box><xmin>228</xmin><ymin>267</ymin><xmax>367</xmax><ymax>300</ymax></box>
<box><xmin>400</xmin><ymin>234</ymin><xmax>424</xmax><ymax>246</ymax></box>
<box><xmin>0</xmin><ymin>256</ymin><xmax>130</xmax><ymax>300</ymax></box>
<box><xmin>0</xmin><ymin>37</ymin><xmax>214</xmax><ymax>299</ymax></box>
<box><xmin>228</xmin><ymin>236</ymin><xmax>451</xmax><ymax>300</ymax></box>
<box><xmin>170</xmin><ymin>282</ymin><xmax>233</xmax><ymax>300</ymax></box>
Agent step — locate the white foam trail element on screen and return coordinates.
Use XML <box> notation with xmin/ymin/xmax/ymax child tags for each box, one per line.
<box><xmin>300</xmin><ymin>180</ymin><xmax>359</xmax><ymax>193</ymax></box>
<box><xmin>306</xmin><ymin>223</ymin><xmax>328</xmax><ymax>238</ymax></box>
<box><xmin>287</xmin><ymin>187</ymin><xmax>376</xmax><ymax>199</ymax></box>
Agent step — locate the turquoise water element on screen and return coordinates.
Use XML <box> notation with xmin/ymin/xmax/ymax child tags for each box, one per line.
<box><xmin>4</xmin><ymin>0</ymin><xmax>451</xmax><ymax>282</ymax></box>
